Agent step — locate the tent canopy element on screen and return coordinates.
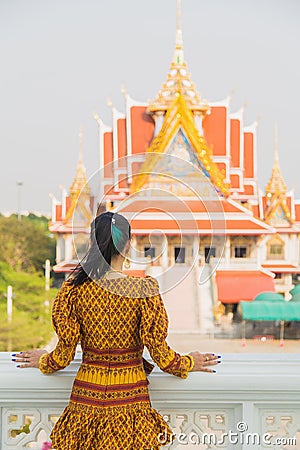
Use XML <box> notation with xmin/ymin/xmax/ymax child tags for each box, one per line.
<box><xmin>290</xmin><ymin>284</ymin><xmax>300</xmax><ymax>296</ymax></box>
<box><xmin>254</xmin><ymin>292</ymin><xmax>285</xmax><ymax>302</ymax></box>
<box><xmin>241</xmin><ymin>300</ymin><xmax>300</xmax><ymax>321</ymax></box>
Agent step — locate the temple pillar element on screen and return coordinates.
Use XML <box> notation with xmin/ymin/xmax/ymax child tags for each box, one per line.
<box><xmin>161</xmin><ymin>236</ymin><xmax>169</xmax><ymax>268</ymax></box>
<box><xmin>225</xmin><ymin>236</ymin><xmax>231</xmax><ymax>266</ymax></box>
<box><xmin>65</xmin><ymin>235</ymin><xmax>73</xmax><ymax>261</ymax></box>
<box><xmin>192</xmin><ymin>235</ymin><xmax>200</xmax><ymax>265</ymax></box>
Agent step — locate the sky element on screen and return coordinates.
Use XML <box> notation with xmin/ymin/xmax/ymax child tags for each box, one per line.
<box><xmin>1</xmin><ymin>0</ymin><xmax>300</xmax><ymax>214</ymax></box>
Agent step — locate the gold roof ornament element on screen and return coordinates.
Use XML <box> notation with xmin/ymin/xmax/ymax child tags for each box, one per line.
<box><xmin>148</xmin><ymin>0</ymin><xmax>209</xmax><ymax>117</ymax></box>
<box><xmin>265</xmin><ymin>125</ymin><xmax>292</xmax><ymax>225</ymax></box>
<box><xmin>69</xmin><ymin>125</ymin><xmax>91</xmax><ymax>197</ymax></box>
<box><xmin>64</xmin><ymin>126</ymin><xmax>92</xmax><ymax>224</ymax></box>
<box><xmin>265</xmin><ymin>125</ymin><xmax>287</xmax><ymax>196</ymax></box>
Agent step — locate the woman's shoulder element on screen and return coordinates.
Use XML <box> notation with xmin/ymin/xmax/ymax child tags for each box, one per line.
<box><xmin>142</xmin><ymin>275</ymin><xmax>160</xmax><ymax>297</ymax></box>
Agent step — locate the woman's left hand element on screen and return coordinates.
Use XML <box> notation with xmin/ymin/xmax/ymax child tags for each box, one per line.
<box><xmin>11</xmin><ymin>349</ymin><xmax>48</xmax><ymax>368</ymax></box>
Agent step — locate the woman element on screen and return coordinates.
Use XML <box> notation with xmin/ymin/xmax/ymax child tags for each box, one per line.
<box><xmin>12</xmin><ymin>212</ymin><xmax>220</xmax><ymax>449</ymax></box>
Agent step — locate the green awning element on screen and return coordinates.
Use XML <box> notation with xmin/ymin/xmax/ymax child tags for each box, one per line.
<box><xmin>254</xmin><ymin>292</ymin><xmax>285</xmax><ymax>302</ymax></box>
<box><xmin>290</xmin><ymin>284</ymin><xmax>300</xmax><ymax>296</ymax></box>
<box><xmin>291</xmin><ymin>293</ymin><xmax>300</xmax><ymax>302</ymax></box>
<box><xmin>241</xmin><ymin>300</ymin><xmax>300</xmax><ymax>321</ymax></box>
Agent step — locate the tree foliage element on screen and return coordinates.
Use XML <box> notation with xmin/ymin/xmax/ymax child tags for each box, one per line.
<box><xmin>0</xmin><ymin>214</ymin><xmax>56</xmax><ymax>272</ymax></box>
<box><xmin>0</xmin><ymin>215</ymin><xmax>58</xmax><ymax>351</ymax></box>
<box><xmin>0</xmin><ymin>262</ymin><xmax>57</xmax><ymax>351</ymax></box>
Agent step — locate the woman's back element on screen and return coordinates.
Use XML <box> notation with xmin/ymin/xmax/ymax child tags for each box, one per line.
<box><xmin>75</xmin><ymin>275</ymin><xmax>147</xmax><ymax>351</ymax></box>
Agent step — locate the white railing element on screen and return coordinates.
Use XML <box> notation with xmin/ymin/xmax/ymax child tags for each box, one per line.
<box><xmin>0</xmin><ymin>352</ymin><xmax>299</xmax><ymax>450</ymax></box>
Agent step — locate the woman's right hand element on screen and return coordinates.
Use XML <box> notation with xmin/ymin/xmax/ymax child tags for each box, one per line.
<box><xmin>189</xmin><ymin>352</ymin><xmax>221</xmax><ymax>373</ymax></box>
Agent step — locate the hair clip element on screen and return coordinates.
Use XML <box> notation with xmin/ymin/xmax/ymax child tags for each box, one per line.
<box><xmin>111</xmin><ymin>217</ymin><xmax>116</xmax><ymax>224</ymax></box>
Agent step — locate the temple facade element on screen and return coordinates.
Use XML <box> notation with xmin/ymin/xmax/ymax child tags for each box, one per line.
<box><xmin>49</xmin><ymin>1</ymin><xmax>300</xmax><ymax>330</ymax></box>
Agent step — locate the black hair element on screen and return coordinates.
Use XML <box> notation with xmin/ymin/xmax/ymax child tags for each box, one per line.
<box><xmin>69</xmin><ymin>211</ymin><xmax>131</xmax><ymax>286</ymax></box>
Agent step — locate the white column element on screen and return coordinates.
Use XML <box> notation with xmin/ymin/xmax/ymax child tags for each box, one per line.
<box><xmin>225</xmin><ymin>236</ymin><xmax>231</xmax><ymax>266</ymax></box>
<box><xmin>192</xmin><ymin>235</ymin><xmax>200</xmax><ymax>266</ymax></box>
<box><xmin>65</xmin><ymin>235</ymin><xmax>73</xmax><ymax>261</ymax></box>
<box><xmin>45</xmin><ymin>259</ymin><xmax>51</xmax><ymax>291</ymax></box>
<box><xmin>161</xmin><ymin>236</ymin><xmax>169</xmax><ymax>269</ymax></box>
<box><xmin>256</xmin><ymin>239</ymin><xmax>262</xmax><ymax>266</ymax></box>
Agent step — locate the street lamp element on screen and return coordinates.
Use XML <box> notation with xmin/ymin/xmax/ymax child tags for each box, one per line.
<box><xmin>16</xmin><ymin>181</ymin><xmax>23</xmax><ymax>221</ymax></box>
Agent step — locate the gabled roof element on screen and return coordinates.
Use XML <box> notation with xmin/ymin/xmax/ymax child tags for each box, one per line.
<box><xmin>130</xmin><ymin>94</ymin><xmax>230</xmax><ymax>197</ymax></box>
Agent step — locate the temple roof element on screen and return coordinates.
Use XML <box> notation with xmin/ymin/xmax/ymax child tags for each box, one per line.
<box><xmin>130</xmin><ymin>94</ymin><xmax>230</xmax><ymax>197</ymax></box>
<box><xmin>148</xmin><ymin>0</ymin><xmax>209</xmax><ymax>116</ymax></box>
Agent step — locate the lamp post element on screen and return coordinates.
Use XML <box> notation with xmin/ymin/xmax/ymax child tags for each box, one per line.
<box><xmin>7</xmin><ymin>285</ymin><xmax>13</xmax><ymax>323</ymax></box>
<box><xmin>16</xmin><ymin>181</ymin><xmax>23</xmax><ymax>221</ymax></box>
<box><xmin>45</xmin><ymin>259</ymin><xmax>51</xmax><ymax>291</ymax></box>
<box><xmin>7</xmin><ymin>285</ymin><xmax>13</xmax><ymax>352</ymax></box>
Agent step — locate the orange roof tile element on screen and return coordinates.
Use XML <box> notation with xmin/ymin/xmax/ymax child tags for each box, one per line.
<box><xmin>202</xmin><ymin>106</ymin><xmax>227</xmax><ymax>156</ymax></box>
<box><xmin>230</xmin><ymin>118</ymin><xmax>240</xmax><ymax>167</ymax></box>
<box><xmin>244</xmin><ymin>132</ymin><xmax>254</xmax><ymax>178</ymax></box>
<box><xmin>130</xmin><ymin>106</ymin><xmax>154</xmax><ymax>154</ymax></box>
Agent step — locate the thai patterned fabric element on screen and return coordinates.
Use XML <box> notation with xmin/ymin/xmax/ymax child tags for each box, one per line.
<box><xmin>39</xmin><ymin>275</ymin><xmax>194</xmax><ymax>449</ymax></box>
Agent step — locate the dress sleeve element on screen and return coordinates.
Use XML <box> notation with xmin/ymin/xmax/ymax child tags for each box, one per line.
<box><xmin>139</xmin><ymin>276</ymin><xmax>194</xmax><ymax>379</ymax></box>
<box><xmin>39</xmin><ymin>281</ymin><xmax>80</xmax><ymax>374</ymax></box>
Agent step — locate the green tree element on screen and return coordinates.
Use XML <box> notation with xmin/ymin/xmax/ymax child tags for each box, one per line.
<box><xmin>0</xmin><ymin>215</ymin><xmax>55</xmax><ymax>272</ymax></box>
<box><xmin>0</xmin><ymin>262</ymin><xmax>57</xmax><ymax>351</ymax></box>
<box><xmin>0</xmin><ymin>215</ymin><xmax>58</xmax><ymax>351</ymax></box>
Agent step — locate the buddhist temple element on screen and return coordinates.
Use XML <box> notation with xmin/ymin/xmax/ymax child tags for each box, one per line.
<box><xmin>49</xmin><ymin>0</ymin><xmax>300</xmax><ymax>330</ymax></box>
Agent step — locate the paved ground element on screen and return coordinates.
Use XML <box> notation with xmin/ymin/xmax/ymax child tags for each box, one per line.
<box><xmin>167</xmin><ymin>333</ymin><xmax>300</xmax><ymax>353</ymax></box>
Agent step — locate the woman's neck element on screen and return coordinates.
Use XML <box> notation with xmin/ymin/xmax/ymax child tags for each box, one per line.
<box><xmin>110</xmin><ymin>257</ymin><xmax>124</xmax><ymax>272</ymax></box>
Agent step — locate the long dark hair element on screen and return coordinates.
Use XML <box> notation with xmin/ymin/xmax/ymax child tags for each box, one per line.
<box><xmin>69</xmin><ymin>211</ymin><xmax>131</xmax><ymax>285</ymax></box>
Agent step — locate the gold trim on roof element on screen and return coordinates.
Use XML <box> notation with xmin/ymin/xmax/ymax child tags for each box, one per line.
<box><xmin>130</xmin><ymin>94</ymin><xmax>230</xmax><ymax>196</ymax></box>
<box><xmin>264</xmin><ymin>193</ymin><xmax>292</xmax><ymax>224</ymax></box>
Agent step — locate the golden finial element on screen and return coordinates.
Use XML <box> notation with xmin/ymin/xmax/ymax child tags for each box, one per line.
<box><xmin>173</xmin><ymin>0</ymin><xmax>184</xmax><ymax>64</ymax></box>
<box><xmin>265</xmin><ymin>124</ymin><xmax>287</xmax><ymax>196</ymax></box>
<box><xmin>148</xmin><ymin>0</ymin><xmax>209</xmax><ymax>116</ymax></box>
<box><xmin>69</xmin><ymin>125</ymin><xmax>90</xmax><ymax>197</ymax></box>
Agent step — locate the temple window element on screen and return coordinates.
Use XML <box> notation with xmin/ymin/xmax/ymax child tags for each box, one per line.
<box><xmin>267</xmin><ymin>236</ymin><xmax>285</xmax><ymax>260</ymax></box>
<box><xmin>234</xmin><ymin>246</ymin><xmax>248</xmax><ymax>258</ymax></box>
<box><xmin>174</xmin><ymin>247</ymin><xmax>186</xmax><ymax>264</ymax></box>
<box><xmin>144</xmin><ymin>247</ymin><xmax>156</xmax><ymax>259</ymax></box>
<box><xmin>204</xmin><ymin>246</ymin><xmax>216</xmax><ymax>263</ymax></box>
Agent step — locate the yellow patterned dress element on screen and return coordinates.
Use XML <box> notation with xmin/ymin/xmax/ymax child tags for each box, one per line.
<box><xmin>39</xmin><ymin>275</ymin><xmax>194</xmax><ymax>450</ymax></box>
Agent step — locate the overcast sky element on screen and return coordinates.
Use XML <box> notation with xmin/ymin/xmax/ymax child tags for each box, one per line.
<box><xmin>1</xmin><ymin>0</ymin><xmax>300</xmax><ymax>214</ymax></box>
